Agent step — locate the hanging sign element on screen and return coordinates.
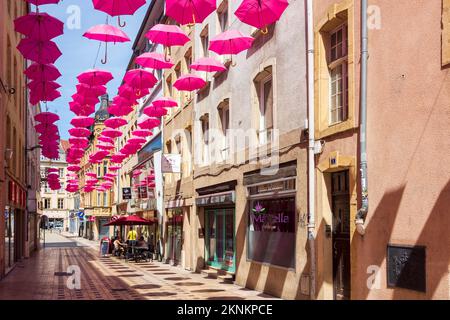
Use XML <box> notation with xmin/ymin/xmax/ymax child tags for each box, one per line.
<box><xmin>162</xmin><ymin>154</ymin><xmax>181</xmax><ymax>173</ymax></box>
<box><xmin>122</xmin><ymin>187</ymin><xmax>132</xmax><ymax>200</ymax></box>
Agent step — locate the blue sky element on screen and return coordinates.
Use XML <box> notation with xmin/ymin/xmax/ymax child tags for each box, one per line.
<box><xmin>38</xmin><ymin>0</ymin><xmax>150</xmax><ymax>140</ymax></box>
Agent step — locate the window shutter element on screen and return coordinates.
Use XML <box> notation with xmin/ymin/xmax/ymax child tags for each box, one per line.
<box><xmin>442</xmin><ymin>0</ymin><xmax>450</xmax><ymax>67</ymax></box>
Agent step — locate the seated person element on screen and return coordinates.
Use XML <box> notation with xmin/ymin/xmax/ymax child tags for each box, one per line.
<box><xmin>113</xmin><ymin>237</ymin><xmax>125</xmax><ymax>256</ymax></box>
<box><xmin>136</xmin><ymin>236</ymin><xmax>147</xmax><ymax>248</ymax></box>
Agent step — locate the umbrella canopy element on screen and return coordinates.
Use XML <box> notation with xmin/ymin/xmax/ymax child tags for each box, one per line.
<box><xmin>69</xmin><ymin>101</ymin><xmax>95</xmax><ymax>116</ymax></box>
<box><xmin>123</xmin><ymin>69</ymin><xmax>157</xmax><ymax>91</ymax></box>
<box><xmin>235</xmin><ymin>0</ymin><xmax>289</xmax><ymax>31</ymax></box>
<box><xmin>17</xmin><ymin>38</ymin><xmax>62</xmax><ymax>64</ymax></box>
<box><xmin>72</xmin><ymin>93</ymin><xmax>99</xmax><ymax>106</ymax></box>
<box><xmin>108</xmin><ymin>104</ymin><xmax>134</xmax><ymax>117</ymax></box>
<box><xmin>69</xmin><ymin>127</ymin><xmax>91</xmax><ymax>138</ymax></box>
<box><xmin>104</xmin><ymin>116</ymin><xmax>127</xmax><ymax>129</ymax></box>
<box><xmin>77</xmin><ymin>69</ymin><xmax>113</xmax><ymax>86</ymax></box>
<box><xmin>14</xmin><ymin>12</ymin><xmax>64</xmax><ymax>41</ymax></box>
<box><xmin>69</xmin><ymin>137</ymin><xmax>89</xmax><ymax>148</ymax></box>
<box><xmin>93</xmin><ymin>0</ymin><xmax>147</xmax><ymax>27</ymax></box>
<box><xmin>28</xmin><ymin>80</ymin><xmax>61</xmax><ymax>96</ymax></box>
<box><xmin>118</xmin><ymin>84</ymin><xmax>149</xmax><ymax>101</ymax></box>
<box><xmin>101</xmin><ymin>128</ymin><xmax>123</xmax><ymax>139</ymax></box>
<box><xmin>127</xmin><ymin>137</ymin><xmax>147</xmax><ymax>145</ymax></box>
<box><xmin>70</xmin><ymin>116</ymin><xmax>95</xmax><ymax>127</ymax></box>
<box><xmin>24</xmin><ymin>63</ymin><xmax>61</xmax><ymax>81</ymax></box>
<box><xmin>137</xmin><ymin>115</ymin><xmax>161</xmax><ymax>130</ymax></box>
<box><xmin>111</xmin><ymin>153</ymin><xmax>127</xmax><ymax>163</ymax></box>
<box><xmin>67</xmin><ymin>165</ymin><xmax>81</xmax><ymax>172</ymax></box>
<box><xmin>35</xmin><ymin>123</ymin><xmax>58</xmax><ymax>134</ymax></box>
<box><xmin>145</xmin><ymin>24</ymin><xmax>190</xmax><ymax>47</ymax></box>
<box><xmin>191</xmin><ymin>57</ymin><xmax>227</xmax><ymax>72</ymax></box>
<box><xmin>30</xmin><ymin>89</ymin><xmax>60</xmax><ymax>105</ymax></box>
<box><xmin>25</xmin><ymin>0</ymin><xmax>61</xmax><ymax>6</ymax></box>
<box><xmin>108</xmin><ymin>166</ymin><xmax>121</xmax><ymax>171</ymax></box>
<box><xmin>166</xmin><ymin>0</ymin><xmax>216</xmax><ymax>25</ymax></box>
<box><xmin>132</xmin><ymin>129</ymin><xmax>153</xmax><ymax>138</ymax></box>
<box><xmin>104</xmin><ymin>215</ymin><xmax>155</xmax><ymax>226</ymax></box>
<box><xmin>152</xmin><ymin>97</ymin><xmax>178</xmax><ymax>108</ymax></box>
<box><xmin>97</xmin><ymin>143</ymin><xmax>115</xmax><ymax>151</ymax></box>
<box><xmin>86</xmin><ymin>172</ymin><xmax>98</xmax><ymax>178</ymax></box>
<box><xmin>98</xmin><ymin>136</ymin><xmax>115</xmax><ymax>144</ymax></box>
<box><xmin>35</xmin><ymin>112</ymin><xmax>59</xmax><ymax>124</ymax></box>
<box><xmin>83</xmin><ymin>25</ymin><xmax>130</xmax><ymax>64</ymax></box>
<box><xmin>209</xmin><ymin>30</ymin><xmax>254</xmax><ymax>55</ymax></box>
<box><xmin>143</xmin><ymin>105</ymin><xmax>168</xmax><ymax>117</ymax></box>
<box><xmin>135</xmin><ymin>52</ymin><xmax>174</xmax><ymax>69</ymax></box>
<box><xmin>173</xmin><ymin>74</ymin><xmax>206</xmax><ymax>91</ymax></box>
<box><xmin>76</xmin><ymin>83</ymin><xmax>107</xmax><ymax>97</ymax></box>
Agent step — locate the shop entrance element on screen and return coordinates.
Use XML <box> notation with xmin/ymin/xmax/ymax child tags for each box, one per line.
<box><xmin>167</xmin><ymin>210</ymin><xmax>183</xmax><ymax>265</ymax></box>
<box><xmin>331</xmin><ymin>170</ymin><xmax>351</xmax><ymax>300</ymax></box>
<box><xmin>205</xmin><ymin>208</ymin><xmax>235</xmax><ymax>273</ymax></box>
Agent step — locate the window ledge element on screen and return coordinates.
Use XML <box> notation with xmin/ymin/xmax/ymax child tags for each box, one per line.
<box><xmin>316</xmin><ymin>119</ymin><xmax>357</xmax><ymax>139</ymax></box>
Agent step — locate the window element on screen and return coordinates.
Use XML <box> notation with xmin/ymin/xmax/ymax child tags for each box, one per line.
<box><xmin>175</xmin><ymin>136</ymin><xmax>182</xmax><ymax>179</ymax></box>
<box><xmin>200</xmin><ymin>114</ymin><xmax>210</xmax><ymax>164</ymax></box>
<box><xmin>59</xmin><ymin>168</ymin><xmax>64</xmax><ymax>178</ymax></box>
<box><xmin>217</xmin><ymin>1</ymin><xmax>229</xmax><ymax>32</ymax></box>
<box><xmin>200</xmin><ymin>26</ymin><xmax>209</xmax><ymax>58</ymax></box>
<box><xmin>57</xmin><ymin>198</ymin><xmax>64</xmax><ymax>209</ymax></box>
<box><xmin>103</xmin><ymin>192</ymin><xmax>107</xmax><ymax>207</ymax></box>
<box><xmin>175</xmin><ymin>63</ymin><xmax>183</xmax><ymax>108</ymax></box>
<box><xmin>218</xmin><ymin>100</ymin><xmax>230</xmax><ymax>159</ymax></box>
<box><xmin>43</xmin><ymin>198</ymin><xmax>51</xmax><ymax>209</ymax></box>
<box><xmin>443</xmin><ymin>0</ymin><xmax>450</xmax><ymax>67</ymax></box>
<box><xmin>255</xmin><ymin>68</ymin><xmax>274</xmax><ymax>145</ymax></box>
<box><xmin>97</xmin><ymin>164</ymin><xmax>101</xmax><ymax>177</ymax></box>
<box><xmin>97</xmin><ymin>192</ymin><xmax>101</xmax><ymax>206</ymax></box>
<box><xmin>328</xmin><ymin>25</ymin><xmax>348</xmax><ymax>124</ymax></box>
<box><xmin>103</xmin><ymin>161</ymin><xmax>108</xmax><ymax>176</ymax></box>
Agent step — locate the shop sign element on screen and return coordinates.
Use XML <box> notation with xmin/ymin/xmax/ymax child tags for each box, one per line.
<box><xmin>162</xmin><ymin>154</ymin><xmax>181</xmax><ymax>173</ymax></box>
<box><xmin>248</xmin><ymin>178</ymin><xmax>295</xmax><ymax>196</ymax></box>
<box><xmin>196</xmin><ymin>191</ymin><xmax>235</xmax><ymax>207</ymax></box>
<box><xmin>387</xmin><ymin>245</ymin><xmax>426</xmax><ymax>292</ymax></box>
<box><xmin>122</xmin><ymin>187</ymin><xmax>132</xmax><ymax>200</ymax></box>
<box><xmin>138</xmin><ymin>186</ymin><xmax>148</xmax><ymax>199</ymax></box>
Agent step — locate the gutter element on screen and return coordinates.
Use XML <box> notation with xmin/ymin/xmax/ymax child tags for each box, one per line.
<box><xmin>355</xmin><ymin>0</ymin><xmax>369</xmax><ymax>235</ymax></box>
<box><xmin>306</xmin><ymin>0</ymin><xmax>316</xmax><ymax>300</ymax></box>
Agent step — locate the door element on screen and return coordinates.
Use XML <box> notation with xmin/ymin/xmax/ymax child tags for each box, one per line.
<box><xmin>205</xmin><ymin>208</ymin><xmax>235</xmax><ymax>272</ymax></box>
<box><xmin>331</xmin><ymin>170</ymin><xmax>351</xmax><ymax>300</ymax></box>
<box><xmin>98</xmin><ymin>219</ymin><xmax>110</xmax><ymax>239</ymax></box>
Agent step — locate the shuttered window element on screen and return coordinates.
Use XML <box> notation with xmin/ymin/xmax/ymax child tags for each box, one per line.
<box><xmin>442</xmin><ymin>0</ymin><xmax>450</xmax><ymax>67</ymax></box>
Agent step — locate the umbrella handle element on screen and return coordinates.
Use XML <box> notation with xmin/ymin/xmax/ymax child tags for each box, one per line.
<box><xmin>118</xmin><ymin>16</ymin><xmax>126</xmax><ymax>28</ymax></box>
<box><xmin>188</xmin><ymin>13</ymin><xmax>196</xmax><ymax>27</ymax></box>
<box><xmin>231</xmin><ymin>55</ymin><xmax>237</xmax><ymax>67</ymax></box>
<box><xmin>101</xmin><ymin>42</ymin><xmax>108</xmax><ymax>64</ymax></box>
<box><xmin>165</xmin><ymin>47</ymin><xmax>171</xmax><ymax>62</ymax></box>
<box><xmin>261</xmin><ymin>27</ymin><xmax>269</xmax><ymax>35</ymax></box>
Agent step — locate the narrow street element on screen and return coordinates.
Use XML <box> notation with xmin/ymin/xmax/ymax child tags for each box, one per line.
<box><xmin>0</xmin><ymin>233</ymin><xmax>276</xmax><ymax>300</ymax></box>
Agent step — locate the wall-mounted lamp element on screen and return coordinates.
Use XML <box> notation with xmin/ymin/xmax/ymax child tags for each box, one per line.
<box><xmin>0</xmin><ymin>77</ymin><xmax>16</xmax><ymax>95</ymax></box>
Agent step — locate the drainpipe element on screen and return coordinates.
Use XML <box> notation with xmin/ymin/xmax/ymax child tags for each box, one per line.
<box><xmin>306</xmin><ymin>0</ymin><xmax>316</xmax><ymax>300</ymax></box>
<box><xmin>355</xmin><ymin>0</ymin><xmax>369</xmax><ymax>235</ymax></box>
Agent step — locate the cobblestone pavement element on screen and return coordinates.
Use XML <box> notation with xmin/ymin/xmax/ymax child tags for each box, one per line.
<box><xmin>0</xmin><ymin>233</ymin><xmax>278</xmax><ymax>300</ymax></box>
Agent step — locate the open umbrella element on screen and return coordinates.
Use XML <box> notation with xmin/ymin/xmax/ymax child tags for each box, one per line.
<box><xmin>70</xmin><ymin>101</ymin><xmax>95</xmax><ymax>116</ymax></box>
<box><xmin>124</xmin><ymin>69</ymin><xmax>157</xmax><ymax>92</ymax></box>
<box><xmin>97</xmin><ymin>143</ymin><xmax>115</xmax><ymax>151</ymax></box>
<box><xmin>72</xmin><ymin>93</ymin><xmax>99</xmax><ymax>106</ymax></box>
<box><xmin>25</xmin><ymin>0</ymin><xmax>61</xmax><ymax>6</ymax></box>
<box><xmin>30</xmin><ymin>89</ymin><xmax>60</xmax><ymax>105</ymax></box>
<box><xmin>83</xmin><ymin>24</ymin><xmax>130</xmax><ymax>64</ymax></box>
<box><xmin>128</xmin><ymin>137</ymin><xmax>147</xmax><ymax>145</ymax></box>
<box><xmin>173</xmin><ymin>74</ymin><xmax>206</xmax><ymax>91</ymax></box>
<box><xmin>92</xmin><ymin>0</ymin><xmax>147</xmax><ymax>27</ymax></box>
<box><xmin>165</xmin><ymin>0</ymin><xmax>216</xmax><ymax>25</ymax></box>
<box><xmin>118</xmin><ymin>84</ymin><xmax>149</xmax><ymax>101</ymax></box>
<box><xmin>108</xmin><ymin>104</ymin><xmax>134</xmax><ymax>117</ymax></box>
<box><xmin>135</xmin><ymin>52</ymin><xmax>174</xmax><ymax>70</ymax></box>
<box><xmin>132</xmin><ymin>129</ymin><xmax>153</xmax><ymax>138</ymax></box>
<box><xmin>69</xmin><ymin>137</ymin><xmax>89</xmax><ymax>148</ymax></box>
<box><xmin>77</xmin><ymin>69</ymin><xmax>113</xmax><ymax>86</ymax></box>
<box><xmin>76</xmin><ymin>83</ymin><xmax>107</xmax><ymax>97</ymax></box>
<box><xmin>209</xmin><ymin>30</ymin><xmax>254</xmax><ymax>65</ymax></box>
<box><xmin>17</xmin><ymin>38</ymin><xmax>62</xmax><ymax>64</ymax></box>
<box><xmin>69</xmin><ymin>127</ymin><xmax>91</xmax><ymax>138</ymax></box>
<box><xmin>145</xmin><ymin>24</ymin><xmax>189</xmax><ymax>47</ymax></box>
<box><xmin>101</xmin><ymin>128</ymin><xmax>123</xmax><ymax>139</ymax></box>
<box><xmin>98</xmin><ymin>136</ymin><xmax>115</xmax><ymax>144</ymax></box>
<box><xmin>191</xmin><ymin>57</ymin><xmax>227</xmax><ymax>72</ymax></box>
<box><xmin>67</xmin><ymin>165</ymin><xmax>81</xmax><ymax>172</ymax></box>
<box><xmin>137</xmin><ymin>115</ymin><xmax>161</xmax><ymax>130</ymax></box>
<box><xmin>14</xmin><ymin>12</ymin><xmax>64</xmax><ymax>41</ymax></box>
<box><xmin>143</xmin><ymin>105</ymin><xmax>168</xmax><ymax>117</ymax></box>
<box><xmin>28</xmin><ymin>80</ymin><xmax>61</xmax><ymax>93</ymax></box>
<box><xmin>104</xmin><ymin>116</ymin><xmax>127</xmax><ymax>129</ymax></box>
<box><xmin>103</xmin><ymin>215</ymin><xmax>155</xmax><ymax>226</ymax></box>
<box><xmin>24</xmin><ymin>63</ymin><xmax>61</xmax><ymax>81</ymax></box>
<box><xmin>235</xmin><ymin>0</ymin><xmax>289</xmax><ymax>33</ymax></box>
<box><xmin>70</xmin><ymin>116</ymin><xmax>95</xmax><ymax>127</ymax></box>
<box><xmin>34</xmin><ymin>112</ymin><xmax>59</xmax><ymax>124</ymax></box>
<box><xmin>152</xmin><ymin>97</ymin><xmax>178</xmax><ymax>108</ymax></box>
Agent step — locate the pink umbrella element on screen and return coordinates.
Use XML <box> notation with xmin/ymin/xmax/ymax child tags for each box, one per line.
<box><xmin>92</xmin><ymin>0</ymin><xmax>147</xmax><ymax>27</ymax></box>
<box><xmin>83</xmin><ymin>24</ymin><xmax>130</xmax><ymax>64</ymax></box>
<box><xmin>138</xmin><ymin>115</ymin><xmax>161</xmax><ymax>130</ymax></box>
<box><xmin>143</xmin><ymin>105</ymin><xmax>168</xmax><ymax>117</ymax></box>
<box><xmin>101</xmin><ymin>128</ymin><xmax>123</xmax><ymax>139</ymax></box>
<box><xmin>104</xmin><ymin>173</ymin><xmax>117</xmax><ymax>178</ymax></box>
<box><xmin>209</xmin><ymin>30</ymin><xmax>254</xmax><ymax>55</ymax></box>
<box><xmin>108</xmin><ymin>104</ymin><xmax>134</xmax><ymax>117</ymax></box>
<box><xmin>111</xmin><ymin>153</ymin><xmax>127</xmax><ymax>163</ymax></box>
<box><xmin>72</xmin><ymin>93</ymin><xmax>99</xmax><ymax>106</ymax></box>
<box><xmin>98</xmin><ymin>136</ymin><xmax>115</xmax><ymax>144</ymax></box>
<box><xmin>69</xmin><ymin>137</ymin><xmax>89</xmax><ymax>148</ymax></box>
<box><xmin>70</xmin><ymin>116</ymin><xmax>95</xmax><ymax>127</ymax></box>
<box><xmin>166</xmin><ymin>0</ymin><xmax>216</xmax><ymax>25</ymax></box>
<box><xmin>152</xmin><ymin>97</ymin><xmax>178</xmax><ymax>108</ymax></box>
<box><xmin>69</xmin><ymin>127</ymin><xmax>91</xmax><ymax>138</ymax></box>
<box><xmin>191</xmin><ymin>57</ymin><xmax>227</xmax><ymax>72</ymax></box>
<box><xmin>67</xmin><ymin>165</ymin><xmax>81</xmax><ymax>172</ymax></box>
<box><xmin>135</xmin><ymin>52</ymin><xmax>174</xmax><ymax>70</ymax></box>
<box><xmin>235</xmin><ymin>0</ymin><xmax>289</xmax><ymax>33</ymax></box>
<box><xmin>30</xmin><ymin>89</ymin><xmax>61</xmax><ymax>105</ymax></box>
<box><xmin>77</xmin><ymin>69</ymin><xmax>113</xmax><ymax>86</ymax></box>
<box><xmin>26</xmin><ymin>0</ymin><xmax>61</xmax><ymax>5</ymax></box>
<box><xmin>104</xmin><ymin>117</ymin><xmax>127</xmax><ymax>129</ymax></box>
<box><xmin>24</xmin><ymin>63</ymin><xmax>61</xmax><ymax>81</ymax></box>
<box><xmin>132</xmin><ymin>129</ymin><xmax>153</xmax><ymax>138</ymax></box>
<box><xmin>118</xmin><ymin>84</ymin><xmax>149</xmax><ymax>101</ymax></box>
<box><xmin>132</xmin><ymin>170</ymin><xmax>142</xmax><ymax>176</ymax></box>
<box><xmin>35</xmin><ymin>112</ymin><xmax>59</xmax><ymax>124</ymax></box>
<box><xmin>35</xmin><ymin>123</ymin><xmax>58</xmax><ymax>134</ymax></box>
<box><xmin>28</xmin><ymin>80</ymin><xmax>61</xmax><ymax>93</ymax></box>
<box><xmin>173</xmin><ymin>74</ymin><xmax>206</xmax><ymax>91</ymax></box>
<box><xmin>128</xmin><ymin>137</ymin><xmax>147</xmax><ymax>145</ymax></box>
<box><xmin>14</xmin><ymin>12</ymin><xmax>64</xmax><ymax>41</ymax></box>
<box><xmin>108</xmin><ymin>166</ymin><xmax>121</xmax><ymax>171</ymax></box>
<box><xmin>70</xmin><ymin>101</ymin><xmax>95</xmax><ymax>116</ymax></box>
<box><xmin>97</xmin><ymin>143</ymin><xmax>115</xmax><ymax>151</ymax></box>
<box><xmin>86</xmin><ymin>172</ymin><xmax>98</xmax><ymax>178</ymax></box>
<box><xmin>17</xmin><ymin>39</ymin><xmax>62</xmax><ymax>64</ymax></box>
<box><xmin>145</xmin><ymin>24</ymin><xmax>189</xmax><ymax>47</ymax></box>
<box><xmin>124</xmin><ymin>69</ymin><xmax>157</xmax><ymax>92</ymax></box>
<box><xmin>76</xmin><ymin>83</ymin><xmax>107</xmax><ymax>97</ymax></box>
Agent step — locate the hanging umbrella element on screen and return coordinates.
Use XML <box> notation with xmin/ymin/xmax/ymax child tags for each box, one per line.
<box><xmin>70</xmin><ymin>116</ymin><xmax>95</xmax><ymax>127</ymax></box>
<box><xmin>132</xmin><ymin>129</ymin><xmax>153</xmax><ymax>138</ymax></box>
<box><xmin>173</xmin><ymin>74</ymin><xmax>206</xmax><ymax>91</ymax></box>
<box><xmin>69</xmin><ymin>127</ymin><xmax>91</xmax><ymax>138</ymax></box>
<box><xmin>137</xmin><ymin>115</ymin><xmax>161</xmax><ymax>130</ymax></box>
<box><xmin>30</xmin><ymin>89</ymin><xmax>60</xmax><ymax>105</ymax></box>
<box><xmin>123</xmin><ymin>69</ymin><xmax>157</xmax><ymax>92</ymax></box>
<box><xmin>71</xmin><ymin>93</ymin><xmax>99</xmax><ymax>106</ymax></box>
<box><xmin>191</xmin><ymin>57</ymin><xmax>227</xmax><ymax>72</ymax></box>
<box><xmin>69</xmin><ymin>137</ymin><xmax>89</xmax><ymax>148</ymax></box>
<box><xmin>35</xmin><ymin>123</ymin><xmax>58</xmax><ymax>134</ymax></box>
<box><xmin>86</xmin><ymin>172</ymin><xmax>98</xmax><ymax>178</ymax></box>
<box><xmin>135</xmin><ymin>52</ymin><xmax>174</xmax><ymax>70</ymax></box>
<box><xmin>111</xmin><ymin>153</ymin><xmax>127</xmax><ymax>163</ymax></box>
<box><xmin>101</xmin><ymin>128</ymin><xmax>123</xmax><ymax>139</ymax></box>
<box><xmin>83</xmin><ymin>25</ymin><xmax>130</xmax><ymax>64</ymax></box>
<box><xmin>17</xmin><ymin>38</ymin><xmax>62</xmax><ymax>64</ymax></box>
<box><xmin>67</xmin><ymin>165</ymin><xmax>81</xmax><ymax>172</ymax></box>
<box><xmin>14</xmin><ymin>12</ymin><xmax>64</xmax><ymax>41</ymax></box>
<box><xmin>209</xmin><ymin>30</ymin><xmax>254</xmax><ymax>55</ymax></box>
<box><xmin>127</xmin><ymin>137</ymin><xmax>147</xmax><ymax>145</ymax></box>
<box><xmin>26</xmin><ymin>0</ymin><xmax>61</xmax><ymax>5</ymax></box>
<box><xmin>77</xmin><ymin>69</ymin><xmax>114</xmax><ymax>86</ymax></box>
<box><xmin>118</xmin><ymin>84</ymin><xmax>149</xmax><ymax>101</ymax></box>
<box><xmin>24</xmin><ymin>63</ymin><xmax>61</xmax><ymax>81</ymax></box>
<box><xmin>165</xmin><ymin>0</ymin><xmax>216</xmax><ymax>25</ymax></box>
<box><xmin>34</xmin><ymin>112</ymin><xmax>59</xmax><ymax>124</ymax></box>
<box><xmin>108</xmin><ymin>166</ymin><xmax>121</xmax><ymax>171</ymax></box>
<box><xmin>76</xmin><ymin>83</ymin><xmax>107</xmax><ymax>97</ymax></box>
<box><xmin>143</xmin><ymin>105</ymin><xmax>168</xmax><ymax>117</ymax></box>
<box><xmin>145</xmin><ymin>24</ymin><xmax>190</xmax><ymax>47</ymax></box>
<box><xmin>98</xmin><ymin>136</ymin><xmax>115</xmax><ymax>144</ymax></box>
<box><xmin>70</xmin><ymin>101</ymin><xmax>95</xmax><ymax>117</ymax></box>
<box><xmin>92</xmin><ymin>0</ymin><xmax>147</xmax><ymax>27</ymax></box>
<box><xmin>97</xmin><ymin>143</ymin><xmax>115</xmax><ymax>151</ymax></box>
<box><xmin>152</xmin><ymin>97</ymin><xmax>178</xmax><ymax>109</ymax></box>
<box><xmin>104</xmin><ymin>116</ymin><xmax>127</xmax><ymax>129</ymax></box>
<box><xmin>28</xmin><ymin>80</ymin><xmax>61</xmax><ymax>93</ymax></box>
<box><xmin>235</xmin><ymin>0</ymin><xmax>289</xmax><ymax>33</ymax></box>
<box><xmin>108</xmin><ymin>104</ymin><xmax>134</xmax><ymax>117</ymax></box>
